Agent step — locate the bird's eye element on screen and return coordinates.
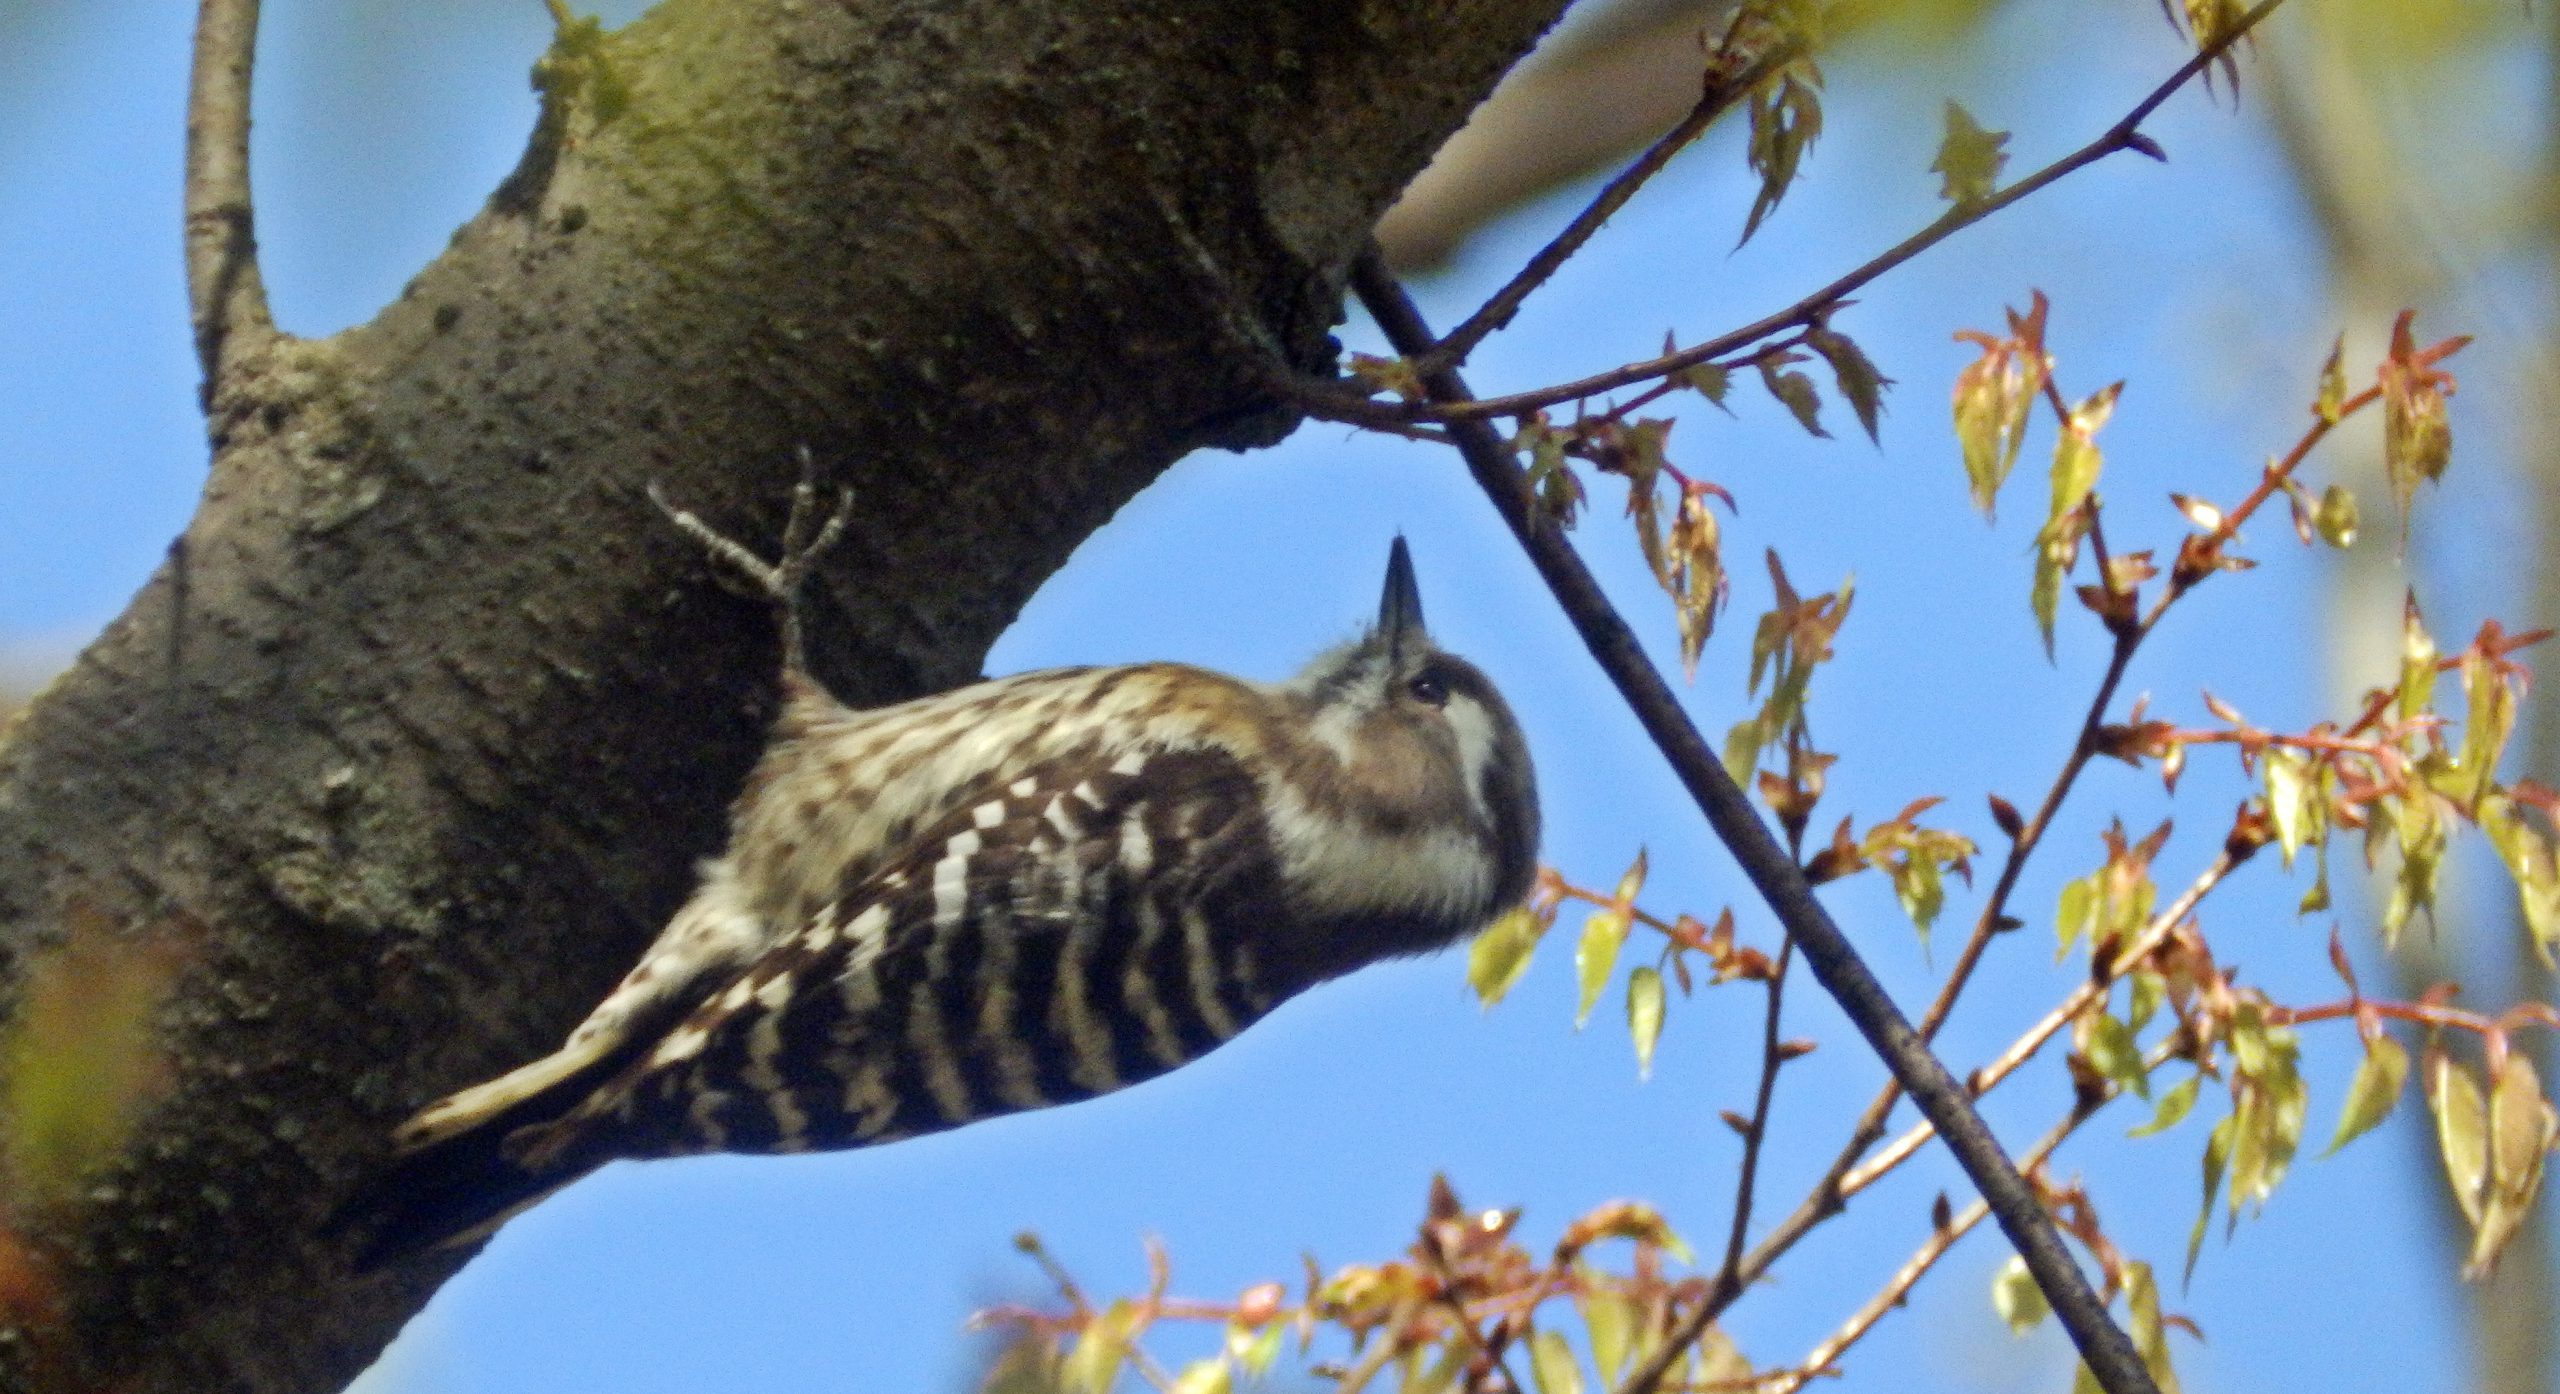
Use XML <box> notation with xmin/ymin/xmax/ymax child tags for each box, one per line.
<box><xmin>1407</xmin><ymin>673</ymin><xmax>1449</xmax><ymax>707</ymax></box>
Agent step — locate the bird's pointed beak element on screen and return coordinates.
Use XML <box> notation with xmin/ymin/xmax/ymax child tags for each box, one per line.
<box><xmin>1378</xmin><ymin>536</ymin><xmax>1425</xmax><ymax>658</ymax></box>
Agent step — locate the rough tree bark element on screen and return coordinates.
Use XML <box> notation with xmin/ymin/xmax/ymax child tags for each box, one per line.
<box><xmin>0</xmin><ymin>1</ymin><xmax>1571</xmax><ymax>1389</ymax></box>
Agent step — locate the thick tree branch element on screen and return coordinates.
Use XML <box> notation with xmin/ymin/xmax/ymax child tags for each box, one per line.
<box><xmin>184</xmin><ymin>0</ymin><xmax>279</xmax><ymax>405</ymax></box>
<box><xmin>1348</xmin><ymin>253</ymin><xmax>2161</xmax><ymax>1394</ymax></box>
<box><xmin>0</xmin><ymin>3</ymin><xmax>1574</xmax><ymax>1391</ymax></box>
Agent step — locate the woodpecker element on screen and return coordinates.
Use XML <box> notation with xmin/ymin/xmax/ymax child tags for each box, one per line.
<box><xmin>339</xmin><ymin>478</ymin><xmax>1538</xmax><ymax>1265</ymax></box>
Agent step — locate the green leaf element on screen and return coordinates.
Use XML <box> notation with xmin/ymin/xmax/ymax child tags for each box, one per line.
<box><xmin>2400</xmin><ymin>595</ymin><xmax>2439</xmax><ymax>722</ymax></box>
<box><xmin>1575</xmin><ymin>910</ymin><xmax>1631</xmax><ymax>1028</ymax></box>
<box><xmin>980</xmin><ymin>1339</ymin><xmax>1062</xmax><ymax>1394</ymax></box>
<box><xmin>2227</xmin><ymin>1019</ymin><xmax>2307</xmax><ymax>1214</ymax></box>
<box><xmin>2084</xmin><ymin>1010</ymin><xmax>2150</xmax><ymax>1099</ymax></box>
<box><xmin>1807</xmin><ymin>328</ymin><xmax>1891</xmax><ymax>444</ymax></box>
<box><xmin>1467</xmin><ymin>908</ymin><xmax>1541</xmax><ymax>1009</ymax></box>
<box><xmin>1612</xmin><ymin>848</ymin><xmax>1650</xmax><ymax>907</ymax></box>
<box><xmin>1529</xmin><ymin>1329</ymin><xmax>1584</xmax><ymax>1394</ymax></box>
<box><xmin>2055</xmin><ymin>874</ymin><xmax>2095</xmax><ymax>957</ymax></box>
<box><xmin>2125</xmin><ymin>1262</ymin><xmax>2184</xmax><ymax>1394</ymax></box>
<box><xmin>1990</xmin><ymin>1253</ymin><xmax>2049</xmax><ymax>1335</ymax></box>
<box><xmin>1229</xmin><ymin>1322</ymin><xmax>1283</xmax><ymax>1378</ymax></box>
<box><xmin>2484</xmin><ymin>798</ymin><xmax>2560</xmax><ymax>962</ymax></box>
<box><xmin>2384</xmin><ymin>791</ymin><xmax>2446</xmax><ymax>948</ymax></box>
<box><xmin>1062</xmin><ymin>1301</ymin><xmax>1135</xmax><ymax>1394</ymax></box>
<box><xmin>2264</xmin><ymin>748</ymin><xmax>2309</xmax><ymax>868</ymax></box>
<box><xmin>1741</xmin><ymin>71</ymin><xmax>1825</xmax><ymax>245</ymax></box>
<box><xmin>1678</xmin><ymin>362</ymin><xmax>1733</xmax><ymax>409</ymax></box>
<box><xmin>1169</xmin><ymin>1360</ymin><xmax>1232</xmax><ymax>1394</ymax></box>
<box><xmin>2128</xmin><ymin>970</ymin><xmax>2165</xmax><ymax>1033</ymax></box>
<box><xmin>1930</xmin><ymin>100</ymin><xmax>2009</xmax><ymax>206</ymax></box>
<box><xmin>2051</xmin><ymin>383</ymin><xmax>2118</xmax><ymax>503</ymax></box>
<box><xmin>2314</xmin><ymin>335</ymin><xmax>2347</xmax><ymax>425</ymax></box>
<box><xmin>2132</xmin><ymin>1073</ymin><xmax>2202</xmax><ymax>1138</ymax></box>
<box><xmin>1407</xmin><ymin>1347</ymin><xmax>1464</xmax><ymax>1394</ymax></box>
<box><xmin>2325</xmin><ymin>1034</ymin><xmax>2409</xmax><ymax>1156</ymax></box>
<box><xmin>1759</xmin><ymin>360</ymin><xmax>1829</xmax><ymax>438</ymax></box>
<box><xmin>2471</xmin><ymin>1053</ymin><xmax>2558</xmax><ymax>1277</ymax></box>
<box><xmin>0</xmin><ymin>914</ymin><xmax>191</xmax><ymax>1213</ymax></box>
<box><xmin>1724</xmin><ymin>713</ymin><xmax>1769</xmax><ymax>787</ymax></box>
<box><xmin>2031</xmin><ymin>383</ymin><xmax>2115</xmax><ymax>654</ymax></box>
<box><xmin>2430</xmin><ymin>1047</ymin><xmax>2490</xmax><ymax>1228</ymax></box>
<box><xmin>2457</xmin><ymin>646</ymin><xmax>2517</xmax><ymax>810</ymax></box>
<box><xmin>1580</xmin><ymin>1283</ymin><xmax>1640</xmax><ymax>1386</ymax></box>
<box><xmin>2314</xmin><ymin>484</ymin><xmax>2359</xmax><ymax>548</ymax></box>
<box><xmin>1627</xmin><ymin>966</ymin><xmax>1667</xmax><ymax>1080</ymax></box>
<box><xmin>2299</xmin><ymin>841</ymin><xmax>2333</xmax><ymax>915</ymax></box>
<box><xmin>2187</xmin><ymin>1112</ymin><xmax>2236</xmax><ymax>1283</ymax></box>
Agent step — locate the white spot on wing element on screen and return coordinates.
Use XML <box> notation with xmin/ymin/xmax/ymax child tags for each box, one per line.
<box><xmin>1117</xmin><ymin>812</ymin><xmax>1155</xmax><ymax>877</ymax></box>
<box><xmin>1043</xmin><ymin>795</ymin><xmax>1080</xmax><ymax>842</ymax></box>
<box><xmin>932</xmin><ymin>831</ymin><xmax>980</xmax><ymax>930</ymax></box>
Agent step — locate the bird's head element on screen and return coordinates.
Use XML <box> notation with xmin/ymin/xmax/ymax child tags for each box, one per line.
<box><xmin>1274</xmin><ymin>539</ymin><xmax>1540</xmax><ymax>930</ymax></box>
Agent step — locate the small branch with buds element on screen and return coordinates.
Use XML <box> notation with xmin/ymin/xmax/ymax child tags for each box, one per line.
<box><xmin>184</xmin><ymin>0</ymin><xmax>279</xmax><ymax>405</ymax></box>
<box><xmin>1347</xmin><ymin>252</ymin><xmax>2164</xmax><ymax>1394</ymax></box>
<box><xmin>1302</xmin><ymin>0</ymin><xmax>2288</xmax><ymax>433</ymax></box>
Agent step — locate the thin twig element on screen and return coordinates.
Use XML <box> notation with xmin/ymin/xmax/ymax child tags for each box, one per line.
<box><xmin>185</xmin><ymin>0</ymin><xmax>279</xmax><ymax>405</ymax></box>
<box><xmin>1715</xmin><ymin>938</ymin><xmax>1796</xmax><ymax>1300</ymax></box>
<box><xmin>1345</xmin><ymin>255</ymin><xmax>2160</xmax><ymax>1394</ymax></box>
<box><xmin>1775</xmin><ymin>1035</ymin><xmax>2186</xmax><ymax>1394</ymax></box>
<box><xmin>1796</xmin><ymin>356</ymin><xmax>2137</xmax><ymax>1241</ymax></box>
<box><xmin>1808</xmin><ymin>311</ymin><xmax>2406</xmax><ymax>1227</ymax></box>
<box><xmin>1422</xmin><ymin>25</ymin><xmax>1806</xmax><ymax>373</ymax></box>
<box><xmin>1910</xmin><ymin>627</ymin><xmax>2142</xmax><ymax>1050</ymax></box>
<box><xmin>1841</xmin><ymin>850</ymin><xmax>2239</xmax><ymax>1196</ymax></box>
<box><xmin>1340</xmin><ymin>0</ymin><xmax>2286</xmax><ymax>428</ymax></box>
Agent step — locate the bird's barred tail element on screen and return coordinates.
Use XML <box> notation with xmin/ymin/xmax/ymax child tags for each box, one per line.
<box><xmin>326</xmin><ymin>1041</ymin><xmax>636</xmax><ymax>1269</ymax></box>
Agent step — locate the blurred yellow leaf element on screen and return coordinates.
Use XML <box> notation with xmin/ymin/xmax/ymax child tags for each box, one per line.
<box><xmin>0</xmin><ymin>903</ymin><xmax>194</xmax><ymax>1215</ymax></box>
<box><xmin>1626</xmin><ymin>967</ymin><xmax>1666</xmax><ymax>1080</ymax></box>
<box><xmin>1574</xmin><ymin>910</ymin><xmax>1631</xmax><ymax>1028</ymax></box>
<box><xmin>1990</xmin><ymin>1253</ymin><xmax>2049</xmax><ymax>1335</ymax></box>
<box><xmin>1529</xmin><ymin>1329</ymin><xmax>1583</xmax><ymax>1394</ymax></box>
<box><xmin>1930</xmin><ymin>100</ymin><xmax>2009</xmax><ymax>206</ymax></box>
<box><xmin>1468</xmin><ymin>907</ymin><xmax>1542</xmax><ymax>1009</ymax></box>
<box><xmin>2324</xmin><ymin>1035</ymin><xmax>2410</xmax><ymax>1156</ymax></box>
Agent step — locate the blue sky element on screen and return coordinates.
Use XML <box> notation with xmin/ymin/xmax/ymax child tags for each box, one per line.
<box><xmin>3</xmin><ymin>3</ymin><xmax>2551</xmax><ymax>1391</ymax></box>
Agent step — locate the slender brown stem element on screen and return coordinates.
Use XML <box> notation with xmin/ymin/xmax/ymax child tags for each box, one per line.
<box><xmin>1843</xmin><ymin>850</ymin><xmax>2238</xmax><ymax>1196</ymax></box>
<box><xmin>1776</xmin><ymin>1036</ymin><xmax>2184</xmax><ymax>1394</ymax></box>
<box><xmin>185</xmin><ymin>0</ymin><xmax>279</xmax><ymax>406</ymax></box>
<box><xmin>1422</xmin><ymin>26</ymin><xmax>1805</xmax><ymax>373</ymax></box>
<box><xmin>1715</xmin><ymin>938</ymin><xmax>1796</xmax><ymax>1298</ymax></box>
<box><xmin>1346</xmin><ymin>256</ymin><xmax>2160</xmax><ymax>1394</ymax></box>
<box><xmin>2273</xmin><ymin>997</ymin><xmax>2560</xmax><ymax>1037</ymax></box>
<box><xmin>1328</xmin><ymin>0</ymin><xmax>2286</xmax><ymax>430</ymax></box>
<box><xmin>1803</xmin><ymin>273</ymin><xmax>2381</xmax><ymax>1257</ymax></box>
<box><xmin>1914</xmin><ymin>629</ymin><xmax>2142</xmax><ymax>1046</ymax></box>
